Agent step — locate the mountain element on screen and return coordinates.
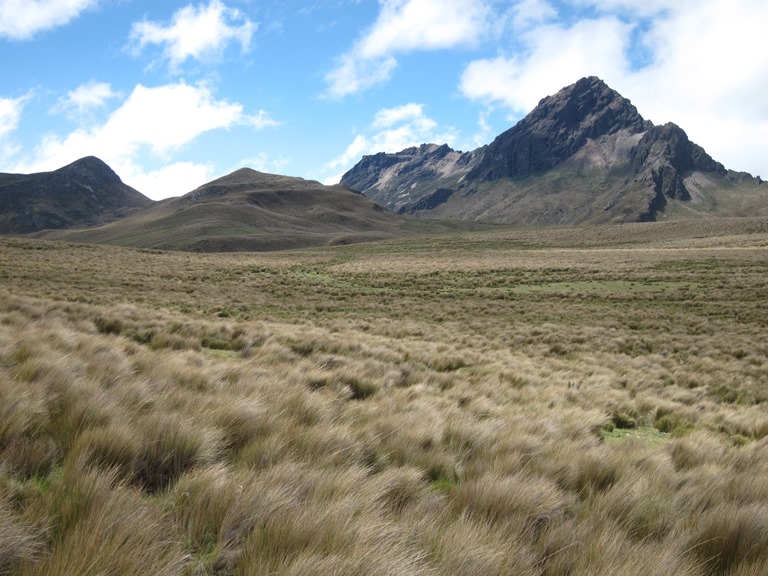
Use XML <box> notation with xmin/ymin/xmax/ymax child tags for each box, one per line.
<box><xmin>341</xmin><ymin>77</ymin><xmax>766</xmax><ymax>224</ymax></box>
<box><xmin>0</xmin><ymin>157</ymin><xmax>152</xmax><ymax>234</ymax></box>
<box><xmin>43</xmin><ymin>168</ymin><xmax>403</xmax><ymax>251</ymax></box>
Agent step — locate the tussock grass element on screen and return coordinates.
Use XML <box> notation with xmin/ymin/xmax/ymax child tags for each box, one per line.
<box><xmin>0</xmin><ymin>491</ymin><xmax>41</xmax><ymax>575</ymax></box>
<box><xmin>1</xmin><ymin>223</ymin><xmax>768</xmax><ymax>574</ymax></box>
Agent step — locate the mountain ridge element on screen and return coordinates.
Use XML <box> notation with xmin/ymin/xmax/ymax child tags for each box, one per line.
<box><xmin>341</xmin><ymin>76</ymin><xmax>765</xmax><ymax>224</ymax></box>
<box><xmin>0</xmin><ymin>156</ymin><xmax>152</xmax><ymax>234</ymax></box>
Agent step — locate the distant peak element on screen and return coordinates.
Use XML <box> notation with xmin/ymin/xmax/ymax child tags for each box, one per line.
<box><xmin>58</xmin><ymin>156</ymin><xmax>123</xmax><ymax>184</ymax></box>
<box><xmin>67</xmin><ymin>156</ymin><xmax>112</xmax><ymax>171</ymax></box>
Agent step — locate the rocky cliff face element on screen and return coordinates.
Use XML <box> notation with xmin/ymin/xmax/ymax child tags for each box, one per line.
<box><xmin>342</xmin><ymin>77</ymin><xmax>764</xmax><ymax>224</ymax></box>
<box><xmin>0</xmin><ymin>157</ymin><xmax>152</xmax><ymax>234</ymax></box>
<box><xmin>467</xmin><ymin>76</ymin><xmax>650</xmax><ymax>182</ymax></box>
<box><xmin>342</xmin><ymin>143</ymin><xmax>482</xmax><ymax>213</ymax></box>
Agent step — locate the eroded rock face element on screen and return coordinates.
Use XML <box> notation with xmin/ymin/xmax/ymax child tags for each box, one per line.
<box><xmin>630</xmin><ymin>122</ymin><xmax>726</xmax><ymax>202</ymax></box>
<box><xmin>467</xmin><ymin>76</ymin><xmax>650</xmax><ymax>181</ymax></box>
<box><xmin>341</xmin><ymin>76</ymin><xmax>763</xmax><ymax>224</ymax></box>
<box><xmin>342</xmin><ymin>143</ymin><xmax>481</xmax><ymax>212</ymax></box>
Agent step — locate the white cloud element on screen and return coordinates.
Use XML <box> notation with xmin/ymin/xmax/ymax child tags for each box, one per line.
<box><xmin>324</xmin><ymin>103</ymin><xmax>456</xmax><ymax>183</ymax></box>
<box><xmin>239</xmin><ymin>152</ymin><xmax>290</xmax><ymax>175</ymax></box>
<box><xmin>460</xmin><ymin>17</ymin><xmax>632</xmax><ymax>115</ymax></box>
<box><xmin>325</xmin><ymin>0</ymin><xmax>493</xmax><ymax>98</ymax></box>
<box><xmin>54</xmin><ymin>80</ymin><xmax>118</xmax><ymax>117</ymax></box>
<box><xmin>128</xmin><ymin>162</ymin><xmax>214</xmax><ymax>201</ymax></box>
<box><xmin>512</xmin><ymin>0</ymin><xmax>556</xmax><ymax>29</ymax></box>
<box><xmin>472</xmin><ymin>108</ymin><xmax>494</xmax><ymax>147</ymax></box>
<box><xmin>244</xmin><ymin>109</ymin><xmax>280</xmax><ymax>130</ymax></box>
<box><xmin>325</xmin><ymin>53</ymin><xmax>398</xmax><ymax>98</ymax></box>
<box><xmin>372</xmin><ymin>103</ymin><xmax>427</xmax><ymax>128</ymax></box>
<box><xmin>0</xmin><ymin>0</ymin><xmax>97</xmax><ymax>40</ymax></box>
<box><xmin>357</xmin><ymin>0</ymin><xmax>492</xmax><ymax>57</ymax></box>
<box><xmin>0</xmin><ymin>94</ymin><xmax>26</xmax><ymax>140</ymax></box>
<box><xmin>13</xmin><ymin>82</ymin><xmax>276</xmax><ymax>199</ymax></box>
<box><xmin>130</xmin><ymin>0</ymin><xmax>256</xmax><ymax>70</ymax></box>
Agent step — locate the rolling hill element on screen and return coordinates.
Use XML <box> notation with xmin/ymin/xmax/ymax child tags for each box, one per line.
<box><xmin>41</xmin><ymin>168</ymin><xmax>405</xmax><ymax>251</ymax></box>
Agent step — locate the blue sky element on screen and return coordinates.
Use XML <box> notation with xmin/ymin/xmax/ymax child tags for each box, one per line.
<box><xmin>1</xmin><ymin>0</ymin><xmax>766</xmax><ymax>200</ymax></box>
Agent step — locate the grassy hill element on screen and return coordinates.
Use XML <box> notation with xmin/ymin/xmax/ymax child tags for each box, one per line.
<box><xmin>39</xmin><ymin>169</ymin><xmax>407</xmax><ymax>251</ymax></box>
<box><xmin>2</xmin><ymin>219</ymin><xmax>768</xmax><ymax>575</ymax></box>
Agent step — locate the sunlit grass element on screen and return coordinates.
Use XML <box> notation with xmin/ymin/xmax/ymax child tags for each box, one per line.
<box><xmin>1</xmin><ymin>219</ymin><xmax>768</xmax><ymax>575</ymax></box>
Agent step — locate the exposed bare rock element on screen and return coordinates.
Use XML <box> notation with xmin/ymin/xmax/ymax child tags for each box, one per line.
<box><xmin>342</xmin><ymin>144</ymin><xmax>482</xmax><ymax>212</ymax></box>
<box><xmin>342</xmin><ymin>77</ymin><xmax>766</xmax><ymax>224</ymax></box>
<box><xmin>467</xmin><ymin>76</ymin><xmax>650</xmax><ymax>181</ymax></box>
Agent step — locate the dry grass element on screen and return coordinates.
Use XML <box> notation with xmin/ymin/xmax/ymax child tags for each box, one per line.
<box><xmin>1</xmin><ymin>219</ymin><xmax>768</xmax><ymax>574</ymax></box>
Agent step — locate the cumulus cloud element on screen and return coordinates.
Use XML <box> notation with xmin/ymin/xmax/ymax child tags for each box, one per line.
<box><xmin>13</xmin><ymin>82</ymin><xmax>277</xmax><ymax>199</ymax></box>
<box><xmin>244</xmin><ymin>109</ymin><xmax>281</xmax><ymax>130</ymax></box>
<box><xmin>0</xmin><ymin>94</ymin><xmax>26</xmax><ymax>140</ymax></box>
<box><xmin>325</xmin><ymin>0</ymin><xmax>493</xmax><ymax>98</ymax></box>
<box><xmin>459</xmin><ymin>0</ymin><xmax>768</xmax><ymax>177</ymax></box>
<box><xmin>0</xmin><ymin>0</ymin><xmax>97</xmax><ymax>40</ymax></box>
<box><xmin>127</xmin><ymin>162</ymin><xmax>215</xmax><ymax>200</ymax></box>
<box><xmin>324</xmin><ymin>103</ymin><xmax>456</xmax><ymax>183</ymax></box>
<box><xmin>53</xmin><ymin>80</ymin><xmax>118</xmax><ymax>118</ymax></box>
<box><xmin>130</xmin><ymin>0</ymin><xmax>256</xmax><ymax>70</ymax></box>
<box><xmin>460</xmin><ymin>17</ymin><xmax>632</xmax><ymax>115</ymax></box>
<box><xmin>511</xmin><ymin>0</ymin><xmax>557</xmax><ymax>29</ymax></box>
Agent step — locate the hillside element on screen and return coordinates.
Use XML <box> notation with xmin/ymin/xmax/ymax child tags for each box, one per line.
<box><xmin>0</xmin><ymin>157</ymin><xmax>152</xmax><ymax>234</ymax></box>
<box><xmin>341</xmin><ymin>77</ymin><xmax>767</xmax><ymax>225</ymax></box>
<box><xmin>42</xmin><ymin>168</ymin><xmax>404</xmax><ymax>251</ymax></box>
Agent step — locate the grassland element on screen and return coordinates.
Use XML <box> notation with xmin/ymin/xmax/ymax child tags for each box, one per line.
<box><xmin>1</xmin><ymin>219</ymin><xmax>768</xmax><ymax>575</ymax></box>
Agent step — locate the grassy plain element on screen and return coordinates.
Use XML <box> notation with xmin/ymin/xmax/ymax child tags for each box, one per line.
<box><xmin>1</xmin><ymin>218</ymin><xmax>768</xmax><ymax>575</ymax></box>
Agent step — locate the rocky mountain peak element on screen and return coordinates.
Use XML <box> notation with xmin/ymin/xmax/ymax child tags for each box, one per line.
<box><xmin>58</xmin><ymin>156</ymin><xmax>124</xmax><ymax>186</ymax></box>
<box><xmin>467</xmin><ymin>76</ymin><xmax>650</xmax><ymax>181</ymax></box>
<box><xmin>341</xmin><ymin>77</ymin><xmax>765</xmax><ymax>225</ymax></box>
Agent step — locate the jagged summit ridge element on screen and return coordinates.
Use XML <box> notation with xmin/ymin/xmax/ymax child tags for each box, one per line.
<box><xmin>468</xmin><ymin>76</ymin><xmax>651</xmax><ymax>181</ymax></box>
<box><xmin>342</xmin><ymin>76</ymin><xmax>765</xmax><ymax>224</ymax></box>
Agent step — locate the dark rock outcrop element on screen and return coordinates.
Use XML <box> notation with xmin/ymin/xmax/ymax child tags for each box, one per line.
<box><xmin>397</xmin><ymin>188</ymin><xmax>455</xmax><ymax>214</ymax></box>
<box><xmin>467</xmin><ymin>76</ymin><xmax>650</xmax><ymax>181</ymax></box>
<box><xmin>630</xmin><ymin>122</ymin><xmax>725</xmax><ymax>202</ymax></box>
<box><xmin>342</xmin><ymin>76</ymin><xmax>765</xmax><ymax>224</ymax></box>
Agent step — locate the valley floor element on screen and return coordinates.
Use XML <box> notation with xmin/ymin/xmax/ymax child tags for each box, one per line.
<box><xmin>1</xmin><ymin>220</ymin><xmax>768</xmax><ymax>575</ymax></box>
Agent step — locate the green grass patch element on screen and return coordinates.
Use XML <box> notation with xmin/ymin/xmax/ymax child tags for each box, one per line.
<box><xmin>601</xmin><ymin>426</ymin><xmax>671</xmax><ymax>445</ymax></box>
